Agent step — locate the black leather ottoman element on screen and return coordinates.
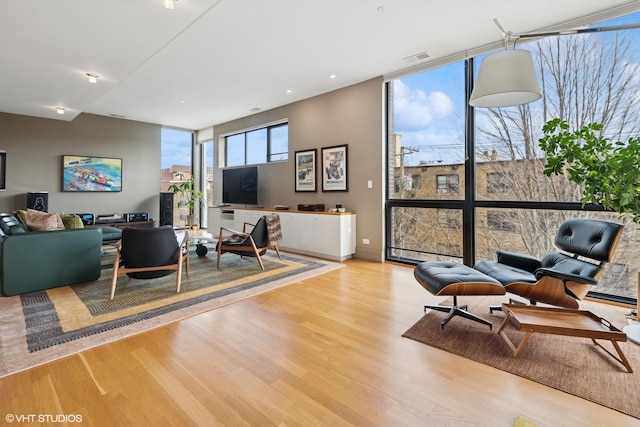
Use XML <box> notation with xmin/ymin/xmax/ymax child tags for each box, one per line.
<box><xmin>414</xmin><ymin>261</ymin><xmax>506</xmax><ymax>330</ymax></box>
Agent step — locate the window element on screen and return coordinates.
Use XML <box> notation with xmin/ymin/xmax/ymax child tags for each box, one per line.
<box><xmin>224</xmin><ymin>122</ymin><xmax>288</xmax><ymax>167</ymax></box>
<box><xmin>411</xmin><ymin>175</ymin><xmax>421</xmax><ymax>189</ymax></box>
<box><xmin>386</xmin><ymin>11</ymin><xmax>640</xmax><ymax>306</ymax></box>
<box><xmin>160</xmin><ymin>128</ymin><xmax>194</xmax><ymax>226</ymax></box>
<box><xmin>436</xmin><ymin>174</ymin><xmax>459</xmax><ymax>194</ymax></box>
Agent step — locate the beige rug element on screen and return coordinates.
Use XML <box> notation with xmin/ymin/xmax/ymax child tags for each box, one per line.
<box><xmin>0</xmin><ymin>252</ymin><xmax>343</xmax><ymax>378</ymax></box>
<box><xmin>402</xmin><ymin>296</ymin><xmax>640</xmax><ymax>419</ymax></box>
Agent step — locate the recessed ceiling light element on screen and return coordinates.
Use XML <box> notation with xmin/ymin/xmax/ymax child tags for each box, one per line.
<box><xmin>286</xmin><ymin>89</ymin><xmax>293</xmax><ymax>94</ymax></box>
<box><xmin>329</xmin><ymin>74</ymin><xmax>336</xmax><ymax>79</ymax></box>
<box><xmin>85</xmin><ymin>72</ymin><xmax>99</xmax><ymax>83</ymax></box>
<box><xmin>163</xmin><ymin>0</ymin><xmax>175</xmax><ymax>10</ymax></box>
<box><xmin>56</xmin><ymin>107</ymin><xmax>65</xmax><ymax>114</ymax></box>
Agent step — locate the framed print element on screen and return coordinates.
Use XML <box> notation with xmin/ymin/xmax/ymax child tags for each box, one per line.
<box><xmin>294</xmin><ymin>149</ymin><xmax>317</xmax><ymax>192</ymax></box>
<box><xmin>62</xmin><ymin>155</ymin><xmax>122</xmax><ymax>192</ymax></box>
<box><xmin>321</xmin><ymin>144</ymin><xmax>348</xmax><ymax>192</ymax></box>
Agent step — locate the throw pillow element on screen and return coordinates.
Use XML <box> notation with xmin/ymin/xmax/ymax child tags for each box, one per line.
<box><xmin>59</xmin><ymin>213</ymin><xmax>85</xmax><ymax>229</ymax></box>
<box><xmin>25</xmin><ymin>209</ymin><xmax>65</xmax><ymax>231</ymax></box>
<box><xmin>13</xmin><ymin>209</ymin><xmax>27</xmax><ymax>226</ymax></box>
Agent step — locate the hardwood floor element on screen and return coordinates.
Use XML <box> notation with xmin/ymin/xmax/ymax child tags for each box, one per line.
<box><xmin>0</xmin><ymin>258</ymin><xmax>637</xmax><ymax>426</ymax></box>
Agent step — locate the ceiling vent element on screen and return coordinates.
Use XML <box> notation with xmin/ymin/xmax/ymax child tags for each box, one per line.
<box><xmin>403</xmin><ymin>51</ymin><xmax>430</xmax><ymax>63</ymax></box>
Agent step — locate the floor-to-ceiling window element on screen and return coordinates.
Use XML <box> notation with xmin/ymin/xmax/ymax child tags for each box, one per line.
<box><xmin>160</xmin><ymin>128</ymin><xmax>194</xmax><ymax>227</ymax></box>
<box><xmin>386</xmin><ymin>11</ymin><xmax>640</xmax><ymax>304</ymax></box>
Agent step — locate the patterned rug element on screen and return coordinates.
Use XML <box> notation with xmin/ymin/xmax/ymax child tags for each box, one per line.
<box><xmin>0</xmin><ymin>251</ymin><xmax>342</xmax><ymax>377</ymax></box>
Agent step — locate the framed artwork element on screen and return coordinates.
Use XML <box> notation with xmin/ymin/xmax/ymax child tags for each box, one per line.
<box><xmin>321</xmin><ymin>144</ymin><xmax>348</xmax><ymax>192</ymax></box>
<box><xmin>62</xmin><ymin>155</ymin><xmax>122</xmax><ymax>192</ymax></box>
<box><xmin>294</xmin><ymin>149</ymin><xmax>317</xmax><ymax>192</ymax></box>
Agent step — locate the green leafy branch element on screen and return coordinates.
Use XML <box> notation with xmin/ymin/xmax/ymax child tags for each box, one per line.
<box><xmin>539</xmin><ymin>118</ymin><xmax>640</xmax><ymax>224</ymax></box>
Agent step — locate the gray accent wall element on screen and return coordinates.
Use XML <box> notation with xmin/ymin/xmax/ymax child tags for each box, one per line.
<box><xmin>0</xmin><ymin>112</ymin><xmax>161</xmax><ymax>219</ymax></box>
<box><xmin>212</xmin><ymin>77</ymin><xmax>385</xmax><ymax>262</ymax></box>
<box><xmin>0</xmin><ymin>77</ymin><xmax>385</xmax><ymax>262</ymax></box>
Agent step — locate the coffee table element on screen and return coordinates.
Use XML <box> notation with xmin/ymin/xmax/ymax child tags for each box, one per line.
<box><xmin>175</xmin><ymin>230</ymin><xmax>216</xmax><ymax>257</ymax></box>
<box><xmin>498</xmin><ymin>303</ymin><xmax>633</xmax><ymax>373</ymax></box>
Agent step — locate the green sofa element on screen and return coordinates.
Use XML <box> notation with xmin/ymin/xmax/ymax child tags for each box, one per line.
<box><xmin>0</xmin><ymin>213</ymin><xmax>103</xmax><ymax>296</ymax></box>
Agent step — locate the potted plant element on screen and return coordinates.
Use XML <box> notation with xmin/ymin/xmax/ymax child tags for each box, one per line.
<box><xmin>538</xmin><ymin>117</ymin><xmax>640</xmax><ymax>343</ymax></box>
<box><xmin>167</xmin><ymin>172</ymin><xmax>203</xmax><ymax>226</ymax></box>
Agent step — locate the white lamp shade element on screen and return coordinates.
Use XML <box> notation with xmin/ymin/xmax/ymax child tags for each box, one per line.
<box><xmin>469</xmin><ymin>49</ymin><xmax>542</xmax><ymax>108</ymax></box>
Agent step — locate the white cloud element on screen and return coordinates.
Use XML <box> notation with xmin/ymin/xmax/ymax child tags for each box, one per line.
<box><xmin>393</xmin><ymin>80</ymin><xmax>454</xmax><ymax>131</ymax></box>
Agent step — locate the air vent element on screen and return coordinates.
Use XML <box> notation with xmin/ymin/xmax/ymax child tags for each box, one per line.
<box><xmin>109</xmin><ymin>114</ymin><xmax>126</xmax><ymax>118</ymax></box>
<box><xmin>403</xmin><ymin>51</ymin><xmax>430</xmax><ymax>63</ymax></box>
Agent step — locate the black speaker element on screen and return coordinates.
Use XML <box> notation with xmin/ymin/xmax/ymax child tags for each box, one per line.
<box><xmin>27</xmin><ymin>192</ymin><xmax>48</xmax><ymax>212</ymax></box>
<box><xmin>159</xmin><ymin>192</ymin><xmax>174</xmax><ymax>226</ymax></box>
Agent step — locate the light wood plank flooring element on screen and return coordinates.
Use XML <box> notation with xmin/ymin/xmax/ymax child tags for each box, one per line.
<box><xmin>0</xmin><ymin>259</ymin><xmax>637</xmax><ymax>426</ymax></box>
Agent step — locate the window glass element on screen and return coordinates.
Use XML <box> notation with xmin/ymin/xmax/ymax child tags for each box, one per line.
<box><xmin>386</xmin><ymin>12</ymin><xmax>640</xmax><ymax>305</ymax></box>
<box><xmin>160</xmin><ymin>128</ymin><xmax>193</xmax><ymax>226</ymax></box>
<box><xmin>388</xmin><ymin>206</ymin><xmax>463</xmax><ymax>261</ymax></box>
<box><xmin>246</xmin><ymin>129</ymin><xmax>267</xmax><ymax>164</ymax></box>
<box><xmin>226</xmin><ymin>133</ymin><xmax>245</xmax><ymax>167</ymax></box>
<box><xmin>269</xmin><ymin>124</ymin><xmax>289</xmax><ymax>161</ymax></box>
<box><xmin>223</xmin><ymin>122</ymin><xmax>288</xmax><ymax>167</ymax></box>
<box><xmin>388</xmin><ymin>62</ymin><xmax>465</xmax><ymax>200</ymax></box>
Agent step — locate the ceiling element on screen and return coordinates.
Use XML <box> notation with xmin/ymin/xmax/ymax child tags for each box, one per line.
<box><xmin>2</xmin><ymin>0</ymin><xmax>640</xmax><ymax>131</ymax></box>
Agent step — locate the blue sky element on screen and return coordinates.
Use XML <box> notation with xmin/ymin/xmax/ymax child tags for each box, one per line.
<box><xmin>161</xmin><ymin>128</ymin><xmax>192</xmax><ymax>169</ymax></box>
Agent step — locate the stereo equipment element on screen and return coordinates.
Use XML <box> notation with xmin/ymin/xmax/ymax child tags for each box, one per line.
<box><xmin>159</xmin><ymin>192</ymin><xmax>174</xmax><ymax>226</ymax></box>
<box><xmin>27</xmin><ymin>191</ymin><xmax>49</xmax><ymax>212</ymax></box>
<box><xmin>297</xmin><ymin>203</ymin><xmax>325</xmax><ymax>212</ymax></box>
<box><xmin>76</xmin><ymin>213</ymin><xmax>95</xmax><ymax>225</ymax></box>
<box><xmin>125</xmin><ymin>212</ymin><xmax>149</xmax><ymax>222</ymax></box>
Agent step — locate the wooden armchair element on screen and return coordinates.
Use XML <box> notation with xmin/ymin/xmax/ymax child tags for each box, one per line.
<box><xmin>216</xmin><ymin>214</ymin><xmax>282</xmax><ymax>270</ymax></box>
<box><xmin>110</xmin><ymin>226</ymin><xmax>189</xmax><ymax>299</ymax></box>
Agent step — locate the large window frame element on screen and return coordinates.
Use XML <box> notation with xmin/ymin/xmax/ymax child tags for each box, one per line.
<box><xmin>223</xmin><ymin>122</ymin><xmax>288</xmax><ymax>167</ymax></box>
<box><xmin>384</xmin><ymin>16</ymin><xmax>640</xmax><ymax>307</ymax></box>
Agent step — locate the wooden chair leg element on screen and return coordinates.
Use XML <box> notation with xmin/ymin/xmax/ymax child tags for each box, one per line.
<box><xmin>110</xmin><ymin>251</ymin><xmax>122</xmax><ymax>300</ymax></box>
<box><xmin>273</xmin><ymin>245</ymin><xmax>282</xmax><ymax>260</ymax></box>
<box><xmin>176</xmin><ymin>257</ymin><xmax>183</xmax><ymax>293</ymax></box>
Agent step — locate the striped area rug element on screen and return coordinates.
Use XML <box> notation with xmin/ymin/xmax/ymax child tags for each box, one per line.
<box><xmin>0</xmin><ymin>252</ymin><xmax>343</xmax><ymax>377</ymax></box>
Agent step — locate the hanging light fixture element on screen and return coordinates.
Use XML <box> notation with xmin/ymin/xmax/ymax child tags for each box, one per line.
<box><xmin>469</xmin><ymin>20</ymin><xmax>640</xmax><ymax>109</ymax></box>
<box><xmin>469</xmin><ymin>49</ymin><xmax>542</xmax><ymax>108</ymax></box>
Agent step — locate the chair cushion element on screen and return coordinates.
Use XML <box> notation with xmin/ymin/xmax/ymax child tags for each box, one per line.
<box><xmin>555</xmin><ymin>219</ymin><xmax>623</xmax><ymax>262</ymax></box>
<box><xmin>474</xmin><ymin>260</ymin><xmax>537</xmax><ymax>285</ymax></box>
<box><xmin>415</xmin><ymin>261</ymin><xmax>503</xmax><ymax>296</ymax></box>
<box><xmin>99</xmin><ymin>226</ymin><xmax>122</xmax><ymax>243</ymax></box>
<box><xmin>539</xmin><ymin>252</ymin><xmax>602</xmax><ymax>279</ymax></box>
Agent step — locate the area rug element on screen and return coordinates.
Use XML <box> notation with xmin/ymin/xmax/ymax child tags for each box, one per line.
<box><xmin>0</xmin><ymin>252</ymin><xmax>343</xmax><ymax>378</ymax></box>
<box><xmin>402</xmin><ymin>296</ymin><xmax>640</xmax><ymax>419</ymax></box>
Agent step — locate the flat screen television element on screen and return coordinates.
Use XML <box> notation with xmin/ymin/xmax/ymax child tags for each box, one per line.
<box><xmin>222</xmin><ymin>166</ymin><xmax>258</xmax><ymax>205</ymax></box>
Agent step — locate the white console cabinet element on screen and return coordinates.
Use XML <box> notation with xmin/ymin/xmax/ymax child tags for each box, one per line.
<box><xmin>208</xmin><ymin>208</ymin><xmax>356</xmax><ymax>261</ymax></box>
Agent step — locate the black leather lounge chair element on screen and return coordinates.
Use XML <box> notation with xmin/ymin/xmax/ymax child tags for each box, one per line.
<box><xmin>475</xmin><ymin>218</ymin><xmax>623</xmax><ymax>311</ymax></box>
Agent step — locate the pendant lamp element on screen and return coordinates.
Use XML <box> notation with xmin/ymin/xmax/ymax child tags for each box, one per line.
<box><xmin>469</xmin><ymin>49</ymin><xmax>542</xmax><ymax>108</ymax></box>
